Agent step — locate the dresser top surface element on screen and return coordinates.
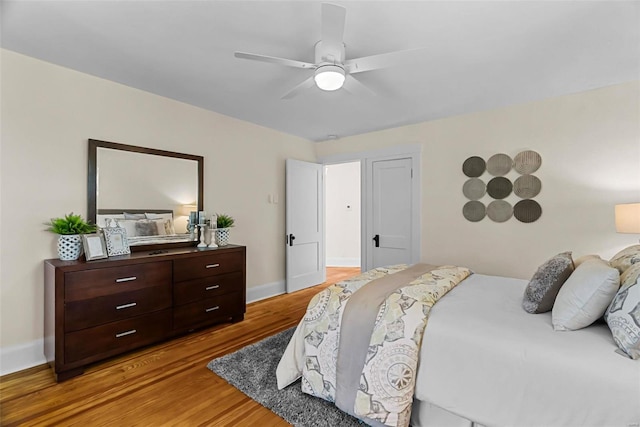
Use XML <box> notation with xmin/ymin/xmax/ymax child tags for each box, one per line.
<box><xmin>45</xmin><ymin>244</ymin><xmax>245</xmax><ymax>270</ymax></box>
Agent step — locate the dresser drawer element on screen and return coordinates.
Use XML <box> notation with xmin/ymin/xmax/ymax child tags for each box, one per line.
<box><xmin>64</xmin><ymin>309</ymin><xmax>171</xmax><ymax>364</ymax></box>
<box><xmin>173</xmin><ymin>272</ymin><xmax>242</xmax><ymax>306</ymax></box>
<box><xmin>173</xmin><ymin>292</ymin><xmax>242</xmax><ymax>331</ymax></box>
<box><xmin>65</xmin><ymin>261</ymin><xmax>171</xmax><ymax>302</ymax></box>
<box><xmin>65</xmin><ymin>284</ymin><xmax>171</xmax><ymax>332</ymax></box>
<box><xmin>173</xmin><ymin>252</ymin><xmax>242</xmax><ymax>282</ymax></box>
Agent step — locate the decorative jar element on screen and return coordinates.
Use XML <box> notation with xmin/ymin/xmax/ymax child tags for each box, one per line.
<box><xmin>58</xmin><ymin>234</ymin><xmax>83</xmax><ymax>261</ymax></box>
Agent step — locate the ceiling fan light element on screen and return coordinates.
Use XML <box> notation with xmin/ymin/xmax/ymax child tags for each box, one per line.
<box><xmin>314</xmin><ymin>65</ymin><xmax>345</xmax><ymax>91</ymax></box>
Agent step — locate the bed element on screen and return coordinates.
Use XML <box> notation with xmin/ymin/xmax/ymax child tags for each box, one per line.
<box><xmin>276</xmin><ymin>248</ymin><xmax>640</xmax><ymax>427</ymax></box>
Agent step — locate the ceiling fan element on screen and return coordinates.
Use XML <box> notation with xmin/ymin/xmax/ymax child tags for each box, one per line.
<box><xmin>234</xmin><ymin>2</ymin><xmax>427</xmax><ymax>99</ymax></box>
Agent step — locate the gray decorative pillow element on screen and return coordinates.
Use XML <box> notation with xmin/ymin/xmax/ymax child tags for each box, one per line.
<box><xmin>522</xmin><ymin>252</ymin><xmax>574</xmax><ymax>314</ymax></box>
<box><xmin>135</xmin><ymin>220</ymin><xmax>159</xmax><ymax>236</ymax></box>
<box><xmin>610</xmin><ymin>245</ymin><xmax>640</xmax><ymax>275</ymax></box>
<box><xmin>605</xmin><ymin>263</ymin><xmax>640</xmax><ymax>359</ymax></box>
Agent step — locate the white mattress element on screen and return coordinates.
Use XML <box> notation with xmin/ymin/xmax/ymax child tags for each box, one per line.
<box><xmin>415</xmin><ymin>274</ymin><xmax>640</xmax><ymax>427</ymax></box>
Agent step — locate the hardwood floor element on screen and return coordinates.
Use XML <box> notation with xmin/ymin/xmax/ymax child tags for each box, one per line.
<box><xmin>0</xmin><ymin>267</ymin><xmax>361</xmax><ymax>427</ymax></box>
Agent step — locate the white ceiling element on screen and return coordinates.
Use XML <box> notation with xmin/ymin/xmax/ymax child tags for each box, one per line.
<box><xmin>2</xmin><ymin>1</ymin><xmax>639</xmax><ymax>142</ymax></box>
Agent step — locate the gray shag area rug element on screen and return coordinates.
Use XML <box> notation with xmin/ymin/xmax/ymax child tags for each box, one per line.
<box><xmin>207</xmin><ymin>327</ymin><xmax>364</xmax><ymax>427</ymax></box>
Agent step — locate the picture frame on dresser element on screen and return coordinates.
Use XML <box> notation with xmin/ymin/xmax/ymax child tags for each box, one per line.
<box><xmin>103</xmin><ymin>226</ymin><xmax>131</xmax><ymax>256</ymax></box>
<box><xmin>81</xmin><ymin>233</ymin><xmax>108</xmax><ymax>261</ymax></box>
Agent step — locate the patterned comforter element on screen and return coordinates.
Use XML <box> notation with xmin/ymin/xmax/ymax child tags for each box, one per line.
<box><xmin>276</xmin><ymin>263</ymin><xmax>472</xmax><ymax>427</ymax></box>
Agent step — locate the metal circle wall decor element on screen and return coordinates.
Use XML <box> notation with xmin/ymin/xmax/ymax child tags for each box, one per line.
<box><xmin>487</xmin><ymin>177</ymin><xmax>512</xmax><ymax>199</ymax></box>
<box><xmin>486</xmin><ymin>153</ymin><xmax>513</xmax><ymax>176</ymax></box>
<box><xmin>462</xmin><ymin>156</ymin><xmax>486</xmax><ymax>177</ymax></box>
<box><xmin>514</xmin><ymin>199</ymin><xmax>542</xmax><ymax>223</ymax></box>
<box><xmin>463</xmin><ymin>201</ymin><xmax>486</xmax><ymax>222</ymax></box>
<box><xmin>514</xmin><ymin>150</ymin><xmax>542</xmax><ymax>174</ymax></box>
<box><xmin>513</xmin><ymin>175</ymin><xmax>541</xmax><ymax>198</ymax></box>
<box><xmin>461</xmin><ymin>150</ymin><xmax>542</xmax><ymax>223</ymax></box>
<box><xmin>462</xmin><ymin>178</ymin><xmax>486</xmax><ymax>200</ymax></box>
<box><xmin>487</xmin><ymin>200</ymin><xmax>513</xmax><ymax>222</ymax></box>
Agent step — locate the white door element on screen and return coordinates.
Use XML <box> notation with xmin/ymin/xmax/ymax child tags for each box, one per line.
<box><xmin>286</xmin><ymin>159</ymin><xmax>326</xmax><ymax>293</ymax></box>
<box><xmin>367</xmin><ymin>157</ymin><xmax>414</xmax><ymax>269</ymax></box>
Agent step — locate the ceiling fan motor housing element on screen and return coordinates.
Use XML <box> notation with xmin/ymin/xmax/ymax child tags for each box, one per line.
<box><xmin>314</xmin><ymin>40</ymin><xmax>345</xmax><ymax>65</ymax></box>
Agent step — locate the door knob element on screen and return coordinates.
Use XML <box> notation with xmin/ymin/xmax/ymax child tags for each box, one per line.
<box><xmin>373</xmin><ymin>234</ymin><xmax>380</xmax><ymax>247</ymax></box>
<box><xmin>289</xmin><ymin>234</ymin><xmax>296</xmax><ymax>246</ymax></box>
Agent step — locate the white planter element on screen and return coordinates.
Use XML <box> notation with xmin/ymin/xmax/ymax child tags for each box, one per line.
<box><xmin>215</xmin><ymin>228</ymin><xmax>231</xmax><ymax>246</ymax></box>
<box><xmin>57</xmin><ymin>234</ymin><xmax>83</xmax><ymax>261</ymax></box>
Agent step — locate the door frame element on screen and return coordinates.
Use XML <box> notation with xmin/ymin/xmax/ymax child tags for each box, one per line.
<box><xmin>319</xmin><ymin>144</ymin><xmax>422</xmax><ymax>272</ymax></box>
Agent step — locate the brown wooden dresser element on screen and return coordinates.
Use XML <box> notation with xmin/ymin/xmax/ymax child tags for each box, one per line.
<box><xmin>44</xmin><ymin>245</ymin><xmax>246</xmax><ymax>382</ymax></box>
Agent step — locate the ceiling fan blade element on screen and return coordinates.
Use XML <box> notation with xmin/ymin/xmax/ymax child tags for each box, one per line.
<box><xmin>345</xmin><ymin>47</ymin><xmax>429</xmax><ymax>74</ymax></box>
<box><xmin>321</xmin><ymin>3</ymin><xmax>346</xmax><ymax>53</ymax></box>
<box><xmin>342</xmin><ymin>75</ymin><xmax>376</xmax><ymax>97</ymax></box>
<box><xmin>281</xmin><ymin>76</ymin><xmax>316</xmax><ymax>100</ymax></box>
<box><xmin>235</xmin><ymin>51</ymin><xmax>316</xmax><ymax>70</ymax></box>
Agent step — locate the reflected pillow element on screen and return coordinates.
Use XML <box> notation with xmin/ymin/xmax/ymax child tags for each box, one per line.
<box><xmin>129</xmin><ymin>219</ymin><xmax>175</xmax><ymax>237</ymax></box>
<box><xmin>552</xmin><ymin>257</ymin><xmax>620</xmax><ymax>331</ymax></box>
<box><xmin>145</xmin><ymin>212</ymin><xmax>173</xmax><ymax>221</ymax></box>
<box><xmin>97</xmin><ymin>214</ymin><xmax>124</xmax><ymax>228</ymax></box>
<box><xmin>522</xmin><ymin>252</ymin><xmax>574</xmax><ymax>314</ymax></box>
<box><xmin>610</xmin><ymin>245</ymin><xmax>640</xmax><ymax>274</ymax></box>
<box><xmin>159</xmin><ymin>219</ymin><xmax>176</xmax><ymax>235</ymax></box>
<box><xmin>124</xmin><ymin>212</ymin><xmax>146</xmax><ymax>220</ymax></box>
<box><xmin>135</xmin><ymin>220</ymin><xmax>159</xmax><ymax>236</ymax></box>
<box><xmin>605</xmin><ymin>263</ymin><xmax>640</xmax><ymax>359</ymax></box>
<box><xmin>115</xmin><ymin>219</ymin><xmax>138</xmax><ymax>237</ymax></box>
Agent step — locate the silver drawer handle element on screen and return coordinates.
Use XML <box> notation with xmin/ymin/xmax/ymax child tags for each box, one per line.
<box><xmin>205</xmin><ymin>306</ymin><xmax>220</xmax><ymax>313</ymax></box>
<box><xmin>115</xmin><ymin>276</ymin><xmax>137</xmax><ymax>283</ymax></box>
<box><xmin>205</xmin><ymin>264</ymin><xmax>220</xmax><ymax>269</ymax></box>
<box><xmin>205</xmin><ymin>285</ymin><xmax>220</xmax><ymax>291</ymax></box>
<box><xmin>116</xmin><ymin>302</ymin><xmax>137</xmax><ymax>310</ymax></box>
<box><xmin>115</xmin><ymin>329</ymin><xmax>137</xmax><ymax>338</ymax></box>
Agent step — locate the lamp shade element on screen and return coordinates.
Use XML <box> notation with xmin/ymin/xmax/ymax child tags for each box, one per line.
<box><xmin>178</xmin><ymin>203</ymin><xmax>197</xmax><ymax>217</ymax></box>
<box><xmin>314</xmin><ymin>65</ymin><xmax>345</xmax><ymax>91</ymax></box>
<box><xmin>615</xmin><ymin>203</ymin><xmax>640</xmax><ymax>233</ymax></box>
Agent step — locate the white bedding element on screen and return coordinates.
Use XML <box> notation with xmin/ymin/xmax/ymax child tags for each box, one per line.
<box><xmin>416</xmin><ymin>274</ymin><xmax>640</xmax><ymax>427</ymax></box>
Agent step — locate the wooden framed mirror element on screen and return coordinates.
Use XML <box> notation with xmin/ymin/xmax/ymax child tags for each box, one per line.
<box><xmin>88</xmin><ymin>139</ymin><xmax>204</xmax><ymax>251</ymax></box>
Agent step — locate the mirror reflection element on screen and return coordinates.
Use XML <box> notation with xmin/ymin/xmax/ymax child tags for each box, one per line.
<box><xmin>88</xmin><ymin>139</ymin><xmax>203</xmax><ymax>248</ymax></box>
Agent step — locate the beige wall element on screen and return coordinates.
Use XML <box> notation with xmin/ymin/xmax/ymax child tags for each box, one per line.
<box><xmin>0</xmin><ymin>49</ymin><xmax>315</xmax><ymax>373</ymax></box>
<box><xmin>316</xmin><ymin>81</ymin><xmax>640</xmax><ymax>279</ymax></box>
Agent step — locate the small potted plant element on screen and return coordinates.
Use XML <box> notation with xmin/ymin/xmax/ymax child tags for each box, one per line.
<box><xmin>214</xmin><ymin>213</ymin><xmax>235</xmax><ymax>247</ymax></box>
<box><xmin>47</xmin><ymin>213</ymin><xmax>97</xmax><ymax>260</ymax></box>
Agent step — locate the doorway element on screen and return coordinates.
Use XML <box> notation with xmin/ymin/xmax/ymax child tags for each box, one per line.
<box><xmin>325</xmin><ymin>162</ymin><xmax>361</xmax><ymax>270</ymax></box>
<box><xmin>286</xmin><ymin>146</ymin><xmax>421</xmax><ymax>292</ymax></box>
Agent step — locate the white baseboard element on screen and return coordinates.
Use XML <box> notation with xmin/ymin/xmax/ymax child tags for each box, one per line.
<box><xmin>1</xmin><ymin>281</ymin><xmax>288</xmax><ymax>377</ymax></box>
<box><xmin>1</xmin><ymin>338</ymin><xmax>46</xmax><ymax>376</ymax></box>
<box><xmin>326</xmin><ymin>257</ymin><xmax>361</xmax><ymax>267</ymax></box>
<box><xmin>246</xmin><ymin>279</ymin><xmax>286</xmax><ymax>303</ymax></box>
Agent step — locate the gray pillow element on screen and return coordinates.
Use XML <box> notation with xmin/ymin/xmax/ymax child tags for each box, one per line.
<box><xmin>134</xmin><ymin>220</ymin><xmax>159</xmax><ymax>236</ymax></box>
<box><xmin>522</xmin><ymin>252</ymin><xmax>574</xmax><ymax>314</ymax></box>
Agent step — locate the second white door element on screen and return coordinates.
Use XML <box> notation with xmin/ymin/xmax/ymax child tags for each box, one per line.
<box><xmin>368</xmin><ymin>157</ymin><xmax>414</xmax><ymax>269</ymax></box>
